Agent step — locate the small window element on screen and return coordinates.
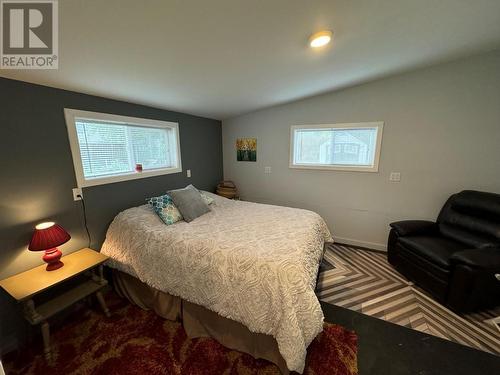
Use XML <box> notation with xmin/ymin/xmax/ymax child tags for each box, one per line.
<box><xmin>290</xmin><ymin>122</ymin><xmax>383</xmax><ymax>172</ymax></box>
<box><xmin>65</xmin><ymin>109</ymin><xmax>182</xmax><ymax>187</ymax></box>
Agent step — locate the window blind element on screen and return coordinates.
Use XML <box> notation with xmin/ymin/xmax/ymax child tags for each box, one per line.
<box><xmin>75</xmin><ymin>120</ymin><xmax>173</xmax><ymax>179</ymax></box>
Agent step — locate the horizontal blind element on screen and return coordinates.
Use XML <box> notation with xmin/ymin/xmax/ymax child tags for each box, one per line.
<box><xmin>294</xmin><ymin>127</ymin><xmax>378</xmax><ymax>166</ymax></box>
<box><xmin>76</xmin><ymin>121</ymin><xmax>131</xmax><ymax>178</ymax></box>
<box><xmin>129</xmin><ymin>126</ymin><xmax>172</xmax><ymax>170</ymax></box>
<box><xmin>75</xmin><ymin>120</ymin><xmax>174</xmax><ymax>179</ymax></box>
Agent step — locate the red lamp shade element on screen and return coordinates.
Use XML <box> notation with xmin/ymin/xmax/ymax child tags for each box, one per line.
<box><xmin>29</xmin><ymin>222</ymin><xmax>71</xmax><ymax>271</ymax></box>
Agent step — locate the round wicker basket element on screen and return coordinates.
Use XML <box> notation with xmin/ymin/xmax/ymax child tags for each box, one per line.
<box><xmin>216</xmin><ymin>181</ymin><xmax>238</xmax><ymax>199</ymax></box>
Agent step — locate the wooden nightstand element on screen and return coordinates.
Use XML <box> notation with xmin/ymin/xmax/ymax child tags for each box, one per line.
<box><xmin>0</xmin><ymin>248</ymin><xmax>110</xmax><ymax>360</ymax></box>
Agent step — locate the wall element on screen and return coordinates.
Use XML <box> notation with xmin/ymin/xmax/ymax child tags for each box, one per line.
<box><xmin>222</xmin><ymin>50</ymin><xmax>500</xmax><ymax>250</ymax></box>
<box><xmin>0</xmin><ymin>77</ymin><xmax>222</xmax><ymax>352</ymax></box>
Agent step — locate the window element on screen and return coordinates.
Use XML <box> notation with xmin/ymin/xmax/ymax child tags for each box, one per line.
<box><xmin>290</xmin><ymin>122</ymin><xmax>383</xmax><ymax>172</ymax></box>
<box><xmin>65</xmin><ymin>109</ymin><xmax>182</xmax><ymax>187</ymax></box>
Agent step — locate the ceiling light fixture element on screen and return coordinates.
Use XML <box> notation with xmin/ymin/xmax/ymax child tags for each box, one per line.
<box><xmin>309</xmin><ymin>30</ymin><xmax>333</xmax><ymax>48</ymax></box>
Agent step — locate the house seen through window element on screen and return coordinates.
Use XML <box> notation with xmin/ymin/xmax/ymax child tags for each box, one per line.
<box><xmin>290</xmin><ymin>122</ymin><xmax>383</xmax><ymax>172</ymax></box>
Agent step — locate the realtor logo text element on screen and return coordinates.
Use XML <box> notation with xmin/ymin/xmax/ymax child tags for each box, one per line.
<box><xmin>1</xmin><ymin>0</ymin><xmax>58</xmax><ymax>69</ymax></box>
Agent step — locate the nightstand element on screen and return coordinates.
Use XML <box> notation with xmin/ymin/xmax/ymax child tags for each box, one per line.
<box><xmin>0</xmin><ymin>248</ymin><xmax>110</xmax><ymax>360</ymax></box>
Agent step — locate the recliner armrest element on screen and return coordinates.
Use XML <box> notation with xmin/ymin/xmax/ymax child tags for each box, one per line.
<box><xmin>450</xmin><ymin>248</ymin><xmax>500</xmax><ymax>270</ymax></box>
<box><xmin>389</xmin><ymin>220</ymin><xmax>437</xmax><ymax>237</ymax></box>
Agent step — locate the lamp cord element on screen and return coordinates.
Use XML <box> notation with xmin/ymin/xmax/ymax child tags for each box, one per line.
<box><xmin>78</xmin><ymin>194</ymin><xmax>92</xmax><ymax>248</ymax></box>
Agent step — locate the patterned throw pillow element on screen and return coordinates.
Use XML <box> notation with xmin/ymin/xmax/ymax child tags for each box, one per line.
<box><xmin>147</xmin><ymin>194</ymin><xmax>183</xmax><ymax>225</ymax></box>
<box><xmin>200</xmin><ymin>192</ymin><xmax>215</xmax><ymax>205</ymax></box>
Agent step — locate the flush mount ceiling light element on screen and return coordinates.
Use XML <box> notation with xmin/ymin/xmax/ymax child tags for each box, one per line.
<box><xmin>309</xmin><ymin>30</ymin><xmax>333</xmax><ymax>48</ymax></box>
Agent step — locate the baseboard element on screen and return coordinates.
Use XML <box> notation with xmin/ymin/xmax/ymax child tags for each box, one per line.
<box><xmin>333</xmin><ymin>236</ymin><xmax>387</xmax><ymax>252</ymax></box>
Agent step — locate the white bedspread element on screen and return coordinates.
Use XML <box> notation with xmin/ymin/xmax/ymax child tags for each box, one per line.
<box><xmin>101</xmin><ymin>193</ymin><xmax>333</xmax><ymax>373</ymax></box>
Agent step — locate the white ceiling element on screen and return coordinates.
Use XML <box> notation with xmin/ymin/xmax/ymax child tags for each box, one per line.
<box><xmin>2</xmin><ymin>0</ymin><xmax>500</xmax><ymax>119</ymax></box>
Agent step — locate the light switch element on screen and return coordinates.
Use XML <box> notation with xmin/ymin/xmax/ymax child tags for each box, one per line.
<box><xmin>187</xmin><ymin>169</ymin><xmax>191</xmax><ymax>178</ymax></box>
<box><xmin>264</xmin><ymin>166</ymin><xmax>272</xmax><ymax>174</ymax></box>
<box><xmin>389</xmin><ymin>172</ymin><xmax>401</xmax><ymax>182</ymax></box>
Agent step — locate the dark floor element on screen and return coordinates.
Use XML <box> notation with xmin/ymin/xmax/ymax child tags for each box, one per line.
<box><xmin>322</xmin><ymin>301</ymin><xmax>500</xmax><ymax>375</ymax></box>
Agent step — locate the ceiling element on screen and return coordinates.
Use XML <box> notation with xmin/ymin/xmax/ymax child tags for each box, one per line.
<box><xmin>2</xmin><ymin>0</ymin><xmax>500</xmax><ymax>119</ymax></box>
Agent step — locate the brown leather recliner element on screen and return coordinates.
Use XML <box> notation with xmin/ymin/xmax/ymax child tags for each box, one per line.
<box><xmin>388</xmin><ymin>190</ymin><xmax>500</xmax><ymax>312</ymax></box>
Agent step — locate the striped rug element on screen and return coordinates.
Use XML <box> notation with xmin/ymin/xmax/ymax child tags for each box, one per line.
<box><xmin>316</xmin><ymin>243</ymin><xmax>500</xmax><ymax>355</ymax></box>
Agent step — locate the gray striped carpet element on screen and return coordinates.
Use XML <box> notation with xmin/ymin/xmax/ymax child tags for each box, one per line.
<box><xmin>316</xmin><ymin>243</ymin><xmax>500</xmax><ymax>355</ymax></box>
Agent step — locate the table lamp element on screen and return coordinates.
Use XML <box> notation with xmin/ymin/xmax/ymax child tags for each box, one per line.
<box><xmin>28</xmin><ymin>222</ymin><xmax>71</xmax><ymax>271</ymax></box>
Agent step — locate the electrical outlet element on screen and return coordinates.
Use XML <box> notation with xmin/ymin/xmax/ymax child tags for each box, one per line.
<box><xmin>264</xmin><ymin>166</ymin><xmax>272</xmax><ymax>174</ymax></box>
<box><xmin>72</xmin><ymin>188</ymin><xmax>83</xmax><ymax>201</ymax></box>
<box><xmin>186</xmin><ymin>169</ymin><xmax>191</xmax><ymax>178</ymax></box>
<box><xmin>389</xmin><ymin>172</ymin><xmax>401</xmax><ymax>182</ymax></box>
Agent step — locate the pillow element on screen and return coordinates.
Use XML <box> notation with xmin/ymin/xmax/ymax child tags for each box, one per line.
<box><xmin>147</xmin><ymin>194</ymin><xmax>183</xmax><ymax>225</ymax></box>
<box><xmin>200</xmin><ymin>192</ymin><xmax>215</xmax><ymax>205</ymax></box>
<box><xmin>167</xmin><ymin>185</ymin><xmax>210</xmax><ymax>222</ymax></box>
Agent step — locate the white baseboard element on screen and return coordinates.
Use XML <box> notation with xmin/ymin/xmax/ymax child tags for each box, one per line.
<box><xmin>334</xmin><ymin>236</ymin><xmax>387</xmax><ymax>251</ymax></box>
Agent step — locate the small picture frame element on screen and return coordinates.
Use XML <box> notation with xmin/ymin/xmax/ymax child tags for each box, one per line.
<box><xmin>236</xmin><ymin>138</ymin><xmax>257</xmax><ymax>162</ymax></box>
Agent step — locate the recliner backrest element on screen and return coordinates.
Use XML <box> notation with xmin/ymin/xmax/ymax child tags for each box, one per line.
<box><xmin>437</xmin><ymin>190</ymin><xmax>500</xmax><ymax>248</ymax></box>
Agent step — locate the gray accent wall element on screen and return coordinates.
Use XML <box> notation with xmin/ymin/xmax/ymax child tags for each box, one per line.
<box><xmin>222</xmin><ymin>50</ymin><xmax>500</xmax><ymax>250</ymax></box>
<box><xmin>0</xmin><ymin>77</ymin><xmax>222</xmax><ymax>352</ymax></box>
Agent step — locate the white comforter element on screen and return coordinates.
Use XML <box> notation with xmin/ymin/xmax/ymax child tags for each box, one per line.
<box><xmin>101</xmin><ymin>193</ymin><xmax>333</xmax><ymax>373</ymax></box>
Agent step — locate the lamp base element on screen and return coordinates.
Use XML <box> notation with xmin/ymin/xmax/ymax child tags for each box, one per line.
<box><xmin>43</xmin><ymin>248</ymin><xmax>64</xmax><ymax>271</ymax></box>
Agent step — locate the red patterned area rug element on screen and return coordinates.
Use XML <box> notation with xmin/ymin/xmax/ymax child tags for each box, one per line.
<box><xmin>5</xmin><ymin>294</ymin><xmax>357</xmax><ymax>375</ymax></box>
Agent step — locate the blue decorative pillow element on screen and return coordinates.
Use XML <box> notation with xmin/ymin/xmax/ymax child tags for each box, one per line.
<box><xmin>147</xmin><ymin>194</ymin><xmax>183</xmax><ymax>225</ymax></box>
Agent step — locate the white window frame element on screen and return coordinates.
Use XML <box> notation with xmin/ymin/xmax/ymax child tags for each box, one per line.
<box><xmin>64</xmin><ymin>108</ymin><xmax>182</xmax><ymax>187</ymax></box>
<box><xmin>289</xmin><ymin>122</ymin><xmax>384</xmax><ymax>172</ymax></box>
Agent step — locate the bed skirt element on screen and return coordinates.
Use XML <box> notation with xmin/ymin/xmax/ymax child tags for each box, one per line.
<box><xmin>112</xmin><ymin>270</ymin><xmax>289</xmax><ymax>374</ymax></box>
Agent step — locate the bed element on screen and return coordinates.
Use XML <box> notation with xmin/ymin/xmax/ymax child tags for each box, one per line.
<box><xmin>101</xmin><ymin>192</ymin><xmax>333</xmax><ymax>373</ymax></box>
